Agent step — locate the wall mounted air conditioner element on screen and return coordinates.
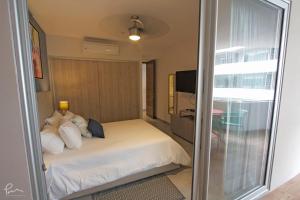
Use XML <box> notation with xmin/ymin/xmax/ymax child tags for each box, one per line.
<box><xmin>82</xmin><ymin>39</ymin><xmax>120</xmax><ymax>56</ymax></box>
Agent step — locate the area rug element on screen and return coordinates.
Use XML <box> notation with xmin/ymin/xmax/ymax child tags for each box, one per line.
<box><xmin>92</xmin><ymin>175</ymin><xmax>185</xmax><ymax>200</ymax></box>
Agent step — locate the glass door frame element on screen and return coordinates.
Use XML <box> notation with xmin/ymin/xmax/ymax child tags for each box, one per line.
<box><xmin>9</xmin><ymin>0</ymin><xmax>208</xmax><ymax>200</ymax></box>
<box><xmin>192</xmin><ymin>0</ymin><xmax>291</xmax><ymax>200</ymax></box>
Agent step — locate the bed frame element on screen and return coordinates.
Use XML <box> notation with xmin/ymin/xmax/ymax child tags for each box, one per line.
<box><xmin>61</xmin><ymin>163</ymin><xmax>180</xmax><ymax>200</ymax></box>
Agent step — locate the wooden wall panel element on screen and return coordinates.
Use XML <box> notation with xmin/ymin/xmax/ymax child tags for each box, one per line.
<box><xmin>50</xmin><ymin>59</ymin><xmax>101</xmax><ymax>121</ymax></box>
<box><xmin>98</xmin><ymin>61</ymin><xmax>140</xmax><ymax>122</ymax></box>
<box><xmin>50</xmin><ymin>58</ymin><xmax>140</xmax><ymax>123</ymax></box>
<box><xmin>146</xmin><ymin>60</ymin><xmax>156</xmax><ymax>118</ymax></box>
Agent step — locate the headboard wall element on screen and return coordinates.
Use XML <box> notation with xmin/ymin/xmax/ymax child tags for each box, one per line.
<box><xmin>49</xmin><ymin>58</ymin><xmax>140</xmax><ymax>123</ymax></box>
<box><xmin>37</xmin><ymin>91</ymin><xmax>54</xmax><ymax>127</ymax></box>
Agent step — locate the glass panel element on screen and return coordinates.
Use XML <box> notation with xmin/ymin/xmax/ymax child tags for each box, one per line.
<box><xmin>208</xmin><ymin>0</ymin><xmax>283</xmax><ymax>199</ymax></box>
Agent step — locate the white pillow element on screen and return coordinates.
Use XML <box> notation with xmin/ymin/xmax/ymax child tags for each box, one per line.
<box><xmin>60</xmin><ymin>111</ymin><xmax>75</xmax><ymax>124</ymax></box>
<box><xmin>59</xmin><ymin>121</ymin><xmax>82</xmax><ymax>149</ymax></box>
<box><xmin>40</xmin><ymin>126</ymin><xmax>64</xmax><ymax>154</ymax></box>
<box><xmin>71</xmin><ymin>115</ymin><xmax>92</xmax><ymax>138</ymax></box>
<box><xmin>45</xmin><ymin>111</ymin><xmax>63</xmax><ymax>127</ymax></box>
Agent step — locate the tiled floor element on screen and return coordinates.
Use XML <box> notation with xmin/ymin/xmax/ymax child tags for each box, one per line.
<box><xmin>261</xmin><ymin>174</ymin><xmax>300</xmax><ymax>200</ymax></box>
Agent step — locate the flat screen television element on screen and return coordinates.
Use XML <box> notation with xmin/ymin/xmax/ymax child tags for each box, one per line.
<box><xmin>176</xmin><ymin>70</ymin><xmax>197</xmax><ymax>93</ymax></box>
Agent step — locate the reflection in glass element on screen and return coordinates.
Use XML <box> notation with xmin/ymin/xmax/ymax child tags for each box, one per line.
<box><xmin>208</xmin><ymin>0</ymin><xmax>283</xmax><ymax>199</ymax></box>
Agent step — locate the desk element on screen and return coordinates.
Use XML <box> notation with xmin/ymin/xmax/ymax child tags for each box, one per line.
<box><xmin>170</xmin><ymin>114</ymin><xmax>194</xmax><ymax>143</ymax></box>
<box><xmin>170</xmin><ymin>109</ymin><xmax>224</xmax><ymax>144</ymax></box>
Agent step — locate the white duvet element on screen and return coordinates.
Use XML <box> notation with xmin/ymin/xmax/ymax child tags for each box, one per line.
<box><xmin>44</xmin><ymin>119</ymin><xmax>191</xmax><ymax>200</ymax></box>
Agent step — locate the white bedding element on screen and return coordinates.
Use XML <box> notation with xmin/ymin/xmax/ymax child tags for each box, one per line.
<box><xmin>44</xmin><ymin>119</ymin><xmax>191</xmax><ymax>200</ymax></box>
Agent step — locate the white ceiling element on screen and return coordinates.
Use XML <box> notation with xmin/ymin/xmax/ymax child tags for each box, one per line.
<box><xmin>28</xmin><ymin>0</ymin><xmax>199</xmax><ymax>59</ymax></box>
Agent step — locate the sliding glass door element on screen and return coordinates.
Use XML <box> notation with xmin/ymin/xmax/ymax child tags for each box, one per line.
<box><xmin>194</xmin><ymin>0</ymin><xmax>290</xmax><ymax>199</ymax></box>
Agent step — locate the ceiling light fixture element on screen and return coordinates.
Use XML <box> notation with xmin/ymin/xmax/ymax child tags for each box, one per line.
<box><xmin>128</xmin><ymin>16</ymin><xmax>144</xmax><ymax>41</ymax></box>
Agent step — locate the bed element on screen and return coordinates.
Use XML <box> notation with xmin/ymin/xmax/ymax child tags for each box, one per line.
<box><xmin>44</xmin><ymin>119</ymin><xmax>191</xmax><ymax>200</ymax></box>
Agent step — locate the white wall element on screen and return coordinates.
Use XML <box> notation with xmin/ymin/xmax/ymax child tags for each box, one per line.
<box><xmin>47</xmin><ymin>35</ymin><xmax>141</xmax><ymax>61</ymax></box>
<box><xmin>270</xmin><ymin>1</ymin><xmax>300</xmax><ymax>190</ymax></box>
<box><xmin>155</xmin><ymin>39</ymin><xmax>198</xmax><ymax>122</ymax></box>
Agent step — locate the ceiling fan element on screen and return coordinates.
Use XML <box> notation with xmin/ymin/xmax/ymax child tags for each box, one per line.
<box><xmin>128</xmin><ymin>15</ymin><xmax>144</xmax><ymax>41</ymax></box>
<box><xmin>98</xmin><ymin>14</ymin><xmax>169</xmax><ymax>42</ymax></box>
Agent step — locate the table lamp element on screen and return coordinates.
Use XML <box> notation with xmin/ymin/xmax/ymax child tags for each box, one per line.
<box><xmin>59</xmin><ymin>100</ymin><xmax>69</xmax><ymax>115</ymax></box>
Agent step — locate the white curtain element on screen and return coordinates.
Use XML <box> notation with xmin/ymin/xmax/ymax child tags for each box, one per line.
<box><xmin>209</xmin><ymin>0</ymin><xmax>283</xmax><ymax>199</ymax></box>
<box><xmin>223</xmin><ymin>0</ymin><xmax>282</xmax><ymax>199</ymax></box>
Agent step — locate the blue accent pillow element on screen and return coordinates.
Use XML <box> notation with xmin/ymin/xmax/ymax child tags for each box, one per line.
<box><xmin>87</xmin><ymin>119</ymin><xmax>105</xmax><ymax>138</ymax></box>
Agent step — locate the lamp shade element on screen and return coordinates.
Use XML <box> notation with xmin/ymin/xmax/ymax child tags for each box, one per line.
<box><xmin>128</xmin><ymin>26</ymin><xmax>142</xmax><ymax>41</ymax></box>
<box><xmin>59</xmin><ymin>101</ymin><xmax>69</xmax><ymax>111</ymax></box>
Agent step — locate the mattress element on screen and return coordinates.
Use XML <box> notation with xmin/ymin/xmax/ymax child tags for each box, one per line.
<box><xmin>44</xmin><ymin>119</ymin><xmax>191</xmax><ymax>200</ymax></box>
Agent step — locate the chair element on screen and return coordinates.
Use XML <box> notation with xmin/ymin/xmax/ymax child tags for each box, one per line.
<box><xmin>220</xmin><ymin>109</ymin><xmax>248</xmax><ymax>130</ymax></box>
<box><xmin>211</xmin><ymin>109</ymin><xmax>248</xmax><ymax>149</ymax></box>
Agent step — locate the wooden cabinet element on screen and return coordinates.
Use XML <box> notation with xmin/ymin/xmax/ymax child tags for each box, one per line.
<box><xmin>50</xmin><ymin>58</ymin><xmax>140</xmax><ymax>123</ymax></box>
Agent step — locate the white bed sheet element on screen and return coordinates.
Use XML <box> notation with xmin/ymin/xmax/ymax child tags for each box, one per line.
<box><xmin>44</xmin><ymin>119</ymin><xmax>191</xmax><ymax>200</ymax></box>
